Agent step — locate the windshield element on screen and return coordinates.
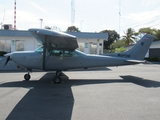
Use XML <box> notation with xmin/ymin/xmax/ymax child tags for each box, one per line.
<box><xmin>75</xmin><ymin>49</ymin><xmax>87</xmax><ymax>55</ymax></box>
<box><xmin>34</xmin><ymin>46</ymin><xmax>43</xmax><ymax>53</ymax></box>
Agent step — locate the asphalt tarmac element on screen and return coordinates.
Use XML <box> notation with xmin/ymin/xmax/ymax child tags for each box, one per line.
<box><xmin>0</xmin><ymin>64</ymin><xmax>160</xmax><ymax>120</ymax></box>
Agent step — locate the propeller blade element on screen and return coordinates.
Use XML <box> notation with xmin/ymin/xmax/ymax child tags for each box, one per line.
<box><xmin>4</xmin><ymin>56</ymin><xmax>10</xmax><ymax>66</ymax></box>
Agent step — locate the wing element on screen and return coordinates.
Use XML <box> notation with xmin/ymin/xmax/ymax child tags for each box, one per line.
<box><xmin>28</xmin><ymin>28</ymin><xmax>78</xmax><ymax>51</ymax></box>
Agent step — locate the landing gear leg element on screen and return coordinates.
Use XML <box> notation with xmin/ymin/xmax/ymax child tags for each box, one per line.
<box><xmin>24</xmin><ymin>70</ymin><xmax>31</xmax><ymax>81</ymax></box>
<box><xmin>53</xmin><ymin>71</ymin><xmax>62</xmax><ymax>84</ymax></box>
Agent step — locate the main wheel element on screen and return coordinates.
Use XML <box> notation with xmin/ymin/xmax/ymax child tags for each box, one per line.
<box><xmin>53</xmin><ymin>76</ymin><xmax>61</xmax><ymax>84</ymax></box>
<box><xmin>24</xmin><ymin>74</ymin><xmax>31</xmax><ymax>81</ymax></box>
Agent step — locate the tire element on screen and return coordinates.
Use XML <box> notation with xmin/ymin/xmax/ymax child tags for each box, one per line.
<box><xmin>54</xmin><ymin>76</ymin><xmax>61</xmax><ymax>84</ymax></box>
<box><xmin>24</xmin><ymin>74</ymin><xmax>31</xmax><ymax>81</ymax></box>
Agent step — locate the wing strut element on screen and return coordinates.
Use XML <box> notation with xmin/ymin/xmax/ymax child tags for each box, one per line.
<box><xmin>42</xmin><ymin>35</ymin><xmax>47</xmax><ymax>70</ymax></box>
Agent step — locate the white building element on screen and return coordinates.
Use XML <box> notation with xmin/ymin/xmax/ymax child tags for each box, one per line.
<box><xmin>0</xmin><ymin>30</ymin><xmax>108</xmax><ymax>54</ymax></box>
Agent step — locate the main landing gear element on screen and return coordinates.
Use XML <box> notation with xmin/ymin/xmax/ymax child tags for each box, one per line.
<box><xmin>23</xmin><ymin>70</ymin><xmax>63</xmax><ymax>84</ymax></box>
<box><xmin>53</xmin><ymin>71</ymin><xmax>62</xmax><ymax>84</ymax></box>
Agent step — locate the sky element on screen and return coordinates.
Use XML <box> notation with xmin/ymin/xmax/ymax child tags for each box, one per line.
<box><xmin>1</xmin><ymin>0</ymin><xmax>160</xmax><ymax>36</ymax></box>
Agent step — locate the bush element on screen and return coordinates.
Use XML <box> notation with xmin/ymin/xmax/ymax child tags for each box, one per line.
<box><xmin>157</xmin><ymin>57</ymin><xmax>160</xmax><ymax>62</ymax></box>
<box><xmin>115</xmin><ymin>47</ymin><xmax>126</xmax><ymax>53</ymax></box>
<box><xmin>0</xmin><ymin>51</ymin><xmax>7</xmax><ymax>56</ymax></box>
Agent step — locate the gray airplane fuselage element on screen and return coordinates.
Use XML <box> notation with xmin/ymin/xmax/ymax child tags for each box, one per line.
<box><xmin>10</xmin><ymin>49</ymin><xmax>130</xmax><ymax>71</ymax></box>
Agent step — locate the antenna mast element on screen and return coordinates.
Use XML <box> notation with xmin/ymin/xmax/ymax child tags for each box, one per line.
<box><xmin>39</xmin><ymin>18</ymin><xmax>43</xmax><ymax>28</ymax></box>
<box><xmin>14</xmin><ymin>0</ymin><xmax>16</xmax><ymax>30</ymax></box>
<box><xmin>119</xmin><ymin>0</ymin><xmax>121</xmax><ymax>35</ymax></box>
<box><xmin>71</xmin><ymin>0</ymin><xmax>75</xmax><ymax>26</ymax></box>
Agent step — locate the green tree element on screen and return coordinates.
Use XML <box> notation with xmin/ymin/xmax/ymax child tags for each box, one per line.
<box><xmin>115</xmin><ymin>47</ymin><xmax>126</xmax><ymax>53</ymax></box>
<box><xmin>100</xmin><ymin>29</ymin><xmax>120</xmax><ymax>49</ymax></box>
<box><xmin>110</xmin><ymin>39</ymin><xmax>126</xmax><ymax>52</ymax></box>
<box><xmin>44</xmin><ymin>26</ymin><xmax>61</xmax><ymax>31</ymax></box>
<box><xmin>44</xmin><ymin>26</ymin><xmax>52</xmax><ymax>30</ymax></box>
<box><xmin>66</xmin><ymin>26</ymin><xmax>80</xmax><ymax>32</ymax></box>
<box><xmin>138</xmin><ymin>27</ymin><xmax>160</xmax><ymax>40</ymax></box>
<box><xmin>122</xmin><ymin>28</ymin><xmax>136</xmax><ymax>46</ymax></box>
<box><xmin>138</xmin><ymin>27</ymin><xmax>156</xmax><ymax>35</ymax></box>
<box><xmin>155</xmin><ymin>29</ymin><xmax>160</xmax><ymax>40</ymax></box>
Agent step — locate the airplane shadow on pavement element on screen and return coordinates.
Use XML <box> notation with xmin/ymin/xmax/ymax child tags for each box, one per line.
<box><xmin>120</xmin><ymin>75</ymin><xmax>160</xmax><ymax>88</ymax></box>
<box><xmin>0</xmin><ymin>73</ymin><xmax>160</xmax><ymax>120</ymax></box>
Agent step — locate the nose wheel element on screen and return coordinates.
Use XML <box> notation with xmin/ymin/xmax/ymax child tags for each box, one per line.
<box><xmin>24</xmin><ymin>70</ymin><xmax>31</xmax><ymax>81</ymax></box>
<box><xmin>24</xmin><ymin>73</ymin><xmax>31</xmax><ymax>81</ymax></box>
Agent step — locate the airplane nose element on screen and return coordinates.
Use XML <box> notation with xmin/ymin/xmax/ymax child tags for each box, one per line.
<box><xmin>4</xmin><ymin>53</ymin><xmax>13</xmax><ymax>57</ymax></box>
<box><xmin>4</xmin><ymin>53</ymin><xmax>13</xmax><ymax>66</ymax></box>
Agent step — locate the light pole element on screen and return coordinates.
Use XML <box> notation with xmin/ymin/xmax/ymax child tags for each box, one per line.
<box><xmin>80</xmin><ymin>20</ymin><xmax>83</xmax><ymax>31</ymax></box>
<box><xmin>39</xmin><ymin>18</ymin><xmax>43</xmax><ymax>28</ymax></box>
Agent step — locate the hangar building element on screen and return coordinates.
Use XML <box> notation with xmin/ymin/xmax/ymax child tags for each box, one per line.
<box><xmin>0</xmin><ymin>29</ymin><xmax>108</xmax><ymax>54</ymax></box>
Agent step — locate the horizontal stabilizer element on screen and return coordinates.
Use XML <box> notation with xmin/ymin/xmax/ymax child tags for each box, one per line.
<box><xmin>125</xmin><ymin>60</ymin><xmax>152</xmax><ymax>64</ymax></box>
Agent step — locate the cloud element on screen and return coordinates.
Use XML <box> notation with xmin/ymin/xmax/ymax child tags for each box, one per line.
<box><xmin>1</xmin><ymin>10</ymin><xmax>38</xmax><ymax>23</ymax></box>
<box><xmin>43</xmin><ymin>19</ymin><xmax>71</xmax><ymax>31</ymax></box>
<box><xmin>17</xmin><ymin>10</ymin><xmax>38</xmax><ymax>23</ymax></box>
<box><xmin>127</xmin><ymin>10</ymin><xmax>160</xmax><ymax>21</ymax></box>
<box><xmin>141</xmin><ymin>0</ymin><xmax>160</xmax><ymax>9</ymax></box>
<box><xmin>28</xmin><ymin>1</ymin><xmax>47</xmax><ymax>13</ymax></box>
<box><xmin>120</xmin><ymin>9</ymin><xmax>160</xmax><ymax>34</ymax></box>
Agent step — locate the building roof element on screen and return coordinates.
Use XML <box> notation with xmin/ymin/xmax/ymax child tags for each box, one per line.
<box><xmin>66</xmin><ymin>32</ymin><xmax>108</xmax><ymax>39</ymax></box>
<box><xmin>151</xmin><ymin>40</ymin><xmax>160</xmax><ymax>45</ymax></box>
<box><xmin>0</xmin><ymin>30</ymin><xmax>108</xmax><ymax>39</ymax></box>
<box><xmin>0</xmin><ymin>30</ymin><xmax>31</xmax><ymax>37</ymax></box>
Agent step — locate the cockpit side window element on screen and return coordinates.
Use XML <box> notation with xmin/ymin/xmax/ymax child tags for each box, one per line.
<box><xmin>49</xmin><ymin>50</ymin><xmax>63</xmax><ymax>56</ymax></box>
<box><xmin>35</xmin><ymin>46</ymin><xmax>79</xmax><ymax>57</ymax></box>
<box><xmin>49</xmin><ymin>50</ymin><xmax>78</xmax><ymax>57</ymax></box>
<box><xmin>64</xmin><ymin>51</ymin><xmax>78</xmax><ymax>57</ymax></box>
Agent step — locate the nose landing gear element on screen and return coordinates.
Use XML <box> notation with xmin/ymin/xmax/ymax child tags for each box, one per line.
<box><xmin>24</xmin><ymin>70</ymin><xmax>31</xmax><ymax>81</ymax></box>
<box><xmin>24</xmin><ymin>73</ymin><xmax>31</xmax><ymax>81</ymax></box>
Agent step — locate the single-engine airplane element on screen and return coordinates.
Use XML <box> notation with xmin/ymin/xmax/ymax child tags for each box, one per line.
<box><xmin>4</xmin><ymin>28</ymin><xmax>155</xmax><ymax>84</ymax></box>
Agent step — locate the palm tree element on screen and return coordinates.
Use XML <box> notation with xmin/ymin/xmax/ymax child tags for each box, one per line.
<box><xmin>122</xmin><ymin>28</ymin><xmax>136</xmax><ymax>46</ymax></box>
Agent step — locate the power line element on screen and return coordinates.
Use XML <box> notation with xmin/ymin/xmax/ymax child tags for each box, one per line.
<box><xmin>120</xmin><ymin>15</ymin><xmax>160</xmax><ymax>32</ymax></box>
<box><xmin>121</xmin><ymin>15</ymin><xmax>160</xmax><ymax>29</ymax></box>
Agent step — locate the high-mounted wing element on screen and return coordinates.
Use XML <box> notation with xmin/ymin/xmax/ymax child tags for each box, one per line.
<box><xmin>28</xmin><ymin>28</ymin><xmax>78</xmax><ymax>51</ymax></box>
<box><xmin>28</xmin><ymin>28</ymin><xmax>78</xmax><ymax>70</ymax></box>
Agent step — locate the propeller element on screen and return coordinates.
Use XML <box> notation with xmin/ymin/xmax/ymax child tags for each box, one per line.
<box><xmin>4</xmin><ymin>56</ymin><xmax>10</xmax><ymax>66</ymax></box>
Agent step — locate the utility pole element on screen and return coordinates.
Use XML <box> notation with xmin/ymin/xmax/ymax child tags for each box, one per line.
<box><xmin>14</xmin><ymin>0</ymin><xmax>16</xmax><ymax>29</ymax></box>
<box><xmin>71</xmin><ymin>0</ymin><xmax>75</xmax><ymax>26</ymax></box>
<box><xmin>39</xmin><ymin>18</ymin><xmax>43</xmax><ymax>28</ymax></box>
<box><xmin>119</xmin><ymin>0</ymin><xmax>121</xmax><ymax>35</ymax></box>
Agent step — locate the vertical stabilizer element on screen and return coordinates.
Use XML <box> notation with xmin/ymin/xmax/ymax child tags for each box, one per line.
<box><xmin>126</xmin><ymin>34</ymin><xmax>155</xmax><ymax>60</ymax></box>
